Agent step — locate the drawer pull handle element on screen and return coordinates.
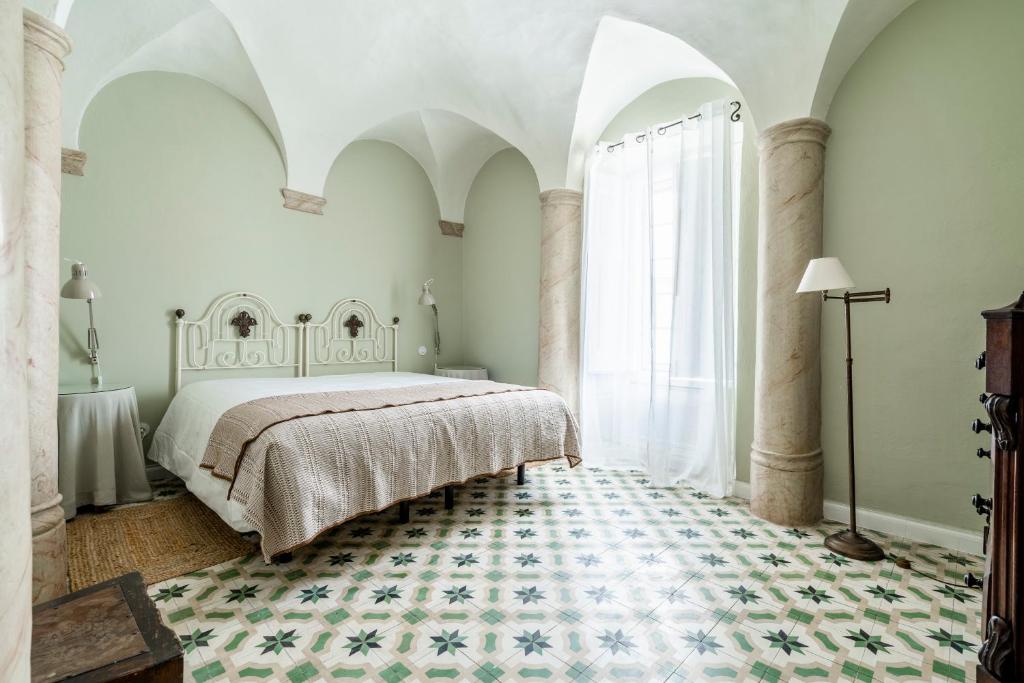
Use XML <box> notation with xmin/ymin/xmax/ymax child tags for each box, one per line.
<box><xmin>972</xmin><ymin>419</ymin><xmax>992</xmax><ymax>434</ymax></box>
<box><xmin>964</xmin><ymin>572</ymin><xmax>983</xmax><ymax>589</ymax></box>
<box><xmin>972</xmin><ymin>494</ymin><xmax>992</xmax><ymax>516</ymax></box>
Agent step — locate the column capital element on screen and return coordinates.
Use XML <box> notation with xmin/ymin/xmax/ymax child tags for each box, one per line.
<box><xmin>438</xmin><ymin>220</ymin><xmax>464</xmax><ymax>237</ymax></box>
<box><xmin>280</xmin><ymin>188</ymin><xmax>326</xmax><ymax>215</ymax></box>
<box><xmin>61</xmin><ymin>147</ymin><xmax>86</xmax><ymax>176</ymax></box>
<box><xmin>758</xmin><ymin>118</ymin><xmax>831</xmax><ymax>153</ymax></box>
<box><xmin>23</xmin><ymin>9</ymin><xmax>71</xmax><ymax>66</ymax></box>
<box><xmin>539</xmin><ymin>188</ymin><xmax>582</xmax><ymax>207</ymax></box>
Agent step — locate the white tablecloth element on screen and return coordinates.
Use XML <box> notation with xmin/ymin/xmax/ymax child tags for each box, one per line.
<box><xmin>435</xmin><ymin>365</ymin><xmax>488</xmax><ymax>380</ymax></box>
<box><xmin>58</xmin><ymin>385</ymin><xmax>152</xmax><ymax>519</ymax></box>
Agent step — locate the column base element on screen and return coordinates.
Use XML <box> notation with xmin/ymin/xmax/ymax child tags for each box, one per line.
<box><xmin>749</xmin><ymin>447</ymin><xmax>823</xmax><ymax>526</ymax></box>
<box><xmin>31</xmin><ymin>496</ymin><xmax>68</xmax><ymax>603</ymax></box>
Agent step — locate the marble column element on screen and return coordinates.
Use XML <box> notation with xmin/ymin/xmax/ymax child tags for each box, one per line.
<box><xmin>0</xmin><ymin>6</ymin><xmax>30</xmax><ymax>680</ymax></box>
<box><xmin>24</xmin><ymin>9</ymin><xmax>72</xmax><ymax>604</ymax></box>
<box><xmin>538</xmin><ymin>189</ymin><xmax>582</xmax><ymax>416</ymax></box>
<box><xmin>749</xmin><ymin>118</ymin><xmax>831</xmax><ymax>527</ymax></box>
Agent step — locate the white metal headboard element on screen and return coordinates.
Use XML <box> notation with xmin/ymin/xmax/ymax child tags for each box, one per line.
<box><xmin>173</xmin><ymin>292</ymin><xmax>304</xmax><ymax>392</ymax></box>
<box><xmin>305</xmin><ymin>297</ymin><xmax>399</xmax><ymax>375</ymax></box>
<box><xmin>172</xmin><ymin>293</ymin><xmax>399</xmax><ymax>392</ymax></box>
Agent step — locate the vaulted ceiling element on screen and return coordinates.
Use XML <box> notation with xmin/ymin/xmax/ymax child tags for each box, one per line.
<box><xmin>30</xmin><ymin>0</ymin><xmax>917</xmax><ymax>220</ymax></box>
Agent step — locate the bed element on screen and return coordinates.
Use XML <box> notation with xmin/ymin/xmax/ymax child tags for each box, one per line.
<box><xmin>148</xmin><ymin>292</ymin><xmax>580</xmax><ymax>561</ymax></box>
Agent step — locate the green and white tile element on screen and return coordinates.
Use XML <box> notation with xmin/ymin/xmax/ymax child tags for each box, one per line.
<box><xmin>147</xmin><ymin>463</ymin><xmax>983</xmax><ymax>682</ymax></box>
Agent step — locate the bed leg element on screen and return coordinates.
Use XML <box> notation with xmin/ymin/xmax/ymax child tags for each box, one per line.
<box><xmin>444</xmin><ymin>485</ymin><xmax>454</xmax><ymax>510</ymax></box>
<box><xmin>398</xmin><ymin>500</ymin><xmax>410</xmax><ymax>523</ymax></box>
<box><xmin>517</xmin><ymin>463</ymin><xmax>526</xmax><ymax>485</ymax></box>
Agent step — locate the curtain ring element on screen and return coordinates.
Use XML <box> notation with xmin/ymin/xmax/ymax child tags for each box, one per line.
<box><xmin>730</xmin><ymin>101</ymin><xmax>742</xmax><ymax>122</ymax></box>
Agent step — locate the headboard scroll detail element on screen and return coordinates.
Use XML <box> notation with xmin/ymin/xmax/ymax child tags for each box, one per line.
<box><xmin>173</xmin><ymin>294</ymin><xmax>400</xmax><ymax>393</ymax></box>
<box><xmin>173</xmin><ymin>292</ymin><xmax>303</xmax><ymax>392</ymax></box>
<box><xmin>306</xmin><ymin>298</ymin><xmax>399</xmax><ymax>374</ymax></box>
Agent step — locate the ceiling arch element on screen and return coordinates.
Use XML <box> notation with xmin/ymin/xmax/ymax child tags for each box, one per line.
<box><xmin>43</xmin><ymin>0</ymin><xmax>921</xmax><ymax>205</ymax></box>
<box><xmin>60</xmin><ymin>0</ymin><xmax>285</xmax><ymax>169</ymax></box>
<box><xmin>358</xmin><ymin>110</ymin><xmax>513</xmax><ymax>223</ymax></box>
<box><xmin>565</xmin><ymin>16</ymin><xmax>734</xmax><ymax>191</ymax></box>
<box><xmin>810</xmin><ymin>0</ymin><xmax>920</xmax><ymax>119</ymax></box>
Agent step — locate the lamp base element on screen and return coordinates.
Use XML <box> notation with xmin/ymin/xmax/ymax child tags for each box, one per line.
<box><xmin>825</xmin><ymin>529</ymin><xmax>886</xmax><ymax>562</ymax></box>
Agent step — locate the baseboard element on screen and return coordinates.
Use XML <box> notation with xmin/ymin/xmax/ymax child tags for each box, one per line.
<box><xmin>730</xmin><ymin>481</ymin><xmax>982</xmax><ymax>556</ymax></box>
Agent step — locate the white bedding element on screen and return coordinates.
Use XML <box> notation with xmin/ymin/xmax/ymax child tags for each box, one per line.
<box><xmin>148</xmin><ymin>372</ymin><xmax>459</xmax><ymax>532</ymax></box>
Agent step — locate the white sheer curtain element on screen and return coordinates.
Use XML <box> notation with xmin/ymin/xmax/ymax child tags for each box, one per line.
<box><xmin>580</xmin><ymin>100</ymin><xmax>739</xmax><ymax>496</ymax></box>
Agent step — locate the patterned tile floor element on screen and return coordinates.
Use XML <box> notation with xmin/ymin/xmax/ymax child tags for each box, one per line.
<box><xmin>149</xmin><ymin>463</ymin><xmax>984</xmax><ymax>682</ymax></box>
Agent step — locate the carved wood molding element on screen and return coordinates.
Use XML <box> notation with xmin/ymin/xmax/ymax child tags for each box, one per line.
<box><xmin>984</xmin><ymin>394</ymin><xmax>1018</xmax><ymax>451</ymax></box>
<box><xmin>280</xmin><ymin>188</ymin><xmax>326</xmax><ymax>215</ymax></box>
<box><xmin>979</xmin><ymin>615</ymin><xmax>1015</xmax><ymax>681</ymax></box>
<box><xmin>439</xmin><ymin>220</ymin><xmax>464</xmax><ymax>237</ymax></box>
<box><xmin>61</xmin><ymin>147</ymin><xmax>86</xmax><ymax>176</ymax></box>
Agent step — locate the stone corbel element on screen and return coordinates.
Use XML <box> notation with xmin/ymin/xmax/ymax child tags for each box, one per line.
<box><xmin>439</xmin><ymin>220</ymin><xmax>464</xmax><ymax>237</ymax></box>
<box><xmin>61</xmin><ymin>147</ymin><xmax>86</xmax><ymax>176</ymax></box>
<box><xmin>280</xmin><ymin>188</ymin><xmax>326</xmax><ymax>215</ymax></box>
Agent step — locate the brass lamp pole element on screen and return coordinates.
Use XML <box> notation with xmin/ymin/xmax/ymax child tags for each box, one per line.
<box><xmin>797</xmin><ymin>257</ymin><xmax>891</xmax><ymax>562</ymax></box>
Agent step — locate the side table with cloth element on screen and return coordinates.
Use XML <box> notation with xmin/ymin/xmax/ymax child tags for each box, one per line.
<box><xmin>434</xmin><ymin>365</ymin><xmax>488</xmax><ymax>380</ymax></box>
<box><xmin>58</xmin><ymin>384</ymin><xmax>152</xmax><ymax>519</ymax></box>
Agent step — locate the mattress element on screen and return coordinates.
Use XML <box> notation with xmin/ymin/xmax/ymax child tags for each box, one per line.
<box><xmin>147</xmin><ymin>371</ymin><xmax>460</xmax><ymax>532</ymax></box>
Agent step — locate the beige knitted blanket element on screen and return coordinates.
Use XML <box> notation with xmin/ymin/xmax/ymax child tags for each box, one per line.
<box><xmin>200</xmin><ymin>380</ymin><xmax>581</xmax><ymax>560</ymax></box>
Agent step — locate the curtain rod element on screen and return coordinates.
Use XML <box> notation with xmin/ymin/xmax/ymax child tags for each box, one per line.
<box><xmin>606</xmin><ymin>100</ymin><xmax>741</xmax><ymax>152</ymax></box>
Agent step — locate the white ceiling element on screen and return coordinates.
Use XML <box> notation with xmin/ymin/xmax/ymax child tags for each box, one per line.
<box><xmin>32</xmin><ymin>0</ymin><xmax>917</xmax><ymax>220</ymax></box>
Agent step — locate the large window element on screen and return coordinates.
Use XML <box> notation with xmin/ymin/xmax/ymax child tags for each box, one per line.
<box><xmin>580</xmin><ymin>100</ymin><xmax>741</xmax><ymax>495</ymax></box>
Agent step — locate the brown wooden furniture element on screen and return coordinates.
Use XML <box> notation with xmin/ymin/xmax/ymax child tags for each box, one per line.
<box><xmin>31</xmin><ymin>571</ymin><xmax>182</xmax><ymax>682</ymax></box>
<box><xmin>973</xmin><ymin>293</ymin><xmax>1024</xmax><ymax>682</ymax></box>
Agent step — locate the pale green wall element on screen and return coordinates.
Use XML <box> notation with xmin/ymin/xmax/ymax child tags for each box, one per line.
<box><xmin>60</xmin><ymin>72</ymin><xmax>461</xmax><ymax>430</ymax></box>
<box><xmin>599</xmin><ymin>78</ymin><xmax>760</xmax><ymax>485</ymax></box>
<box><xmin>461</xmin><ymin>149</ymin><xmax>542</xmax><ymax>385</ymax></box>
<box><xmin>823</xmin><ymin>0</ymin><xmax>1024</xmax><ymax>530</ymax></box>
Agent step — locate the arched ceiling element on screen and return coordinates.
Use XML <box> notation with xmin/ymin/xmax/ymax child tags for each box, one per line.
<box><xmin>359</xmin><ymin>110</ymin><xmax>511</xmax><ymax>223</ymax></box>
<box><xmin>566</xmin><ymin>16</ymin><xmax>734</xmax><ymax>191</ymax></box>
<box><xmin>35</xmin><ymin>0</ymin><xmax>919</xmax><ymax>220</ymax></box>
<box><xmin>58</xmin><ymin>1</ymin><xmax>285</xmax><ymax>169</ymax></box>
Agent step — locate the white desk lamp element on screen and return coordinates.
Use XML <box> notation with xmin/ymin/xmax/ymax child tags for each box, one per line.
<box><xmin>61</xmin><ymin>260</ymin><xmax>103</xmax><ymax>385</ymax></box>
<box><xmin>418</xmin><ymin>278</ymin><xmax>440</xmax><ymax>371</ymax></box>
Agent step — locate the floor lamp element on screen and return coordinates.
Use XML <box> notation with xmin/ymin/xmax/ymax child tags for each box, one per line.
<box><xmin>797</xmin><ymin>257</ymin><xmax>891</xmax><ymax>562</ymax></box>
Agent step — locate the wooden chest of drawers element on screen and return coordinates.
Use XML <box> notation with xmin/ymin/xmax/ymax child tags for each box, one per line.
<box><xmin>973</xmin><ymin>293</ymin><xmax>1024</xmax><ymax>682</ymax></box>
<box><xmin>31</xmin><ymin>571</ymin><xmax>182</xmax><ymax>682</ymax></box>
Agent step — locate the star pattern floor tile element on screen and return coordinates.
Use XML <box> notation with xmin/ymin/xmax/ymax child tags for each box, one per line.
<box><xmin>149</xmin><ymin>464</ymin><xmax>984</xmax><ymax>682</ymax></box>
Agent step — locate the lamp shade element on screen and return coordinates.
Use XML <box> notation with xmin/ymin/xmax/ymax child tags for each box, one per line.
<box><xmin>60</xmin><ymin>261</ymin><xmax>102</xmax><ymax>300</ymax></box>
<box><xmin>418</xmin><ymin>278</ymin><xmax>436</xmax><ymax>306</ymax></box>
<box><xmin>796</xmin><ymin>257</ymin><xmax>854</xmax><ymax>293</ymax></box>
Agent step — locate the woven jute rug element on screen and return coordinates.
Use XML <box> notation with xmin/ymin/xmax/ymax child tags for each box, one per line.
<box><xmin>66</xmin><ymin>494</ymin><xmax>255</xmax><ymax>591</ymax></box>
